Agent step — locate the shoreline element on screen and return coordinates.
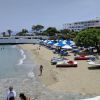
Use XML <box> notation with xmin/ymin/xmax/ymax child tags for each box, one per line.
<box><xmin>18</xmin><ymin>44</ymin><xmax>58</xmax><ymax>86</ymax></box>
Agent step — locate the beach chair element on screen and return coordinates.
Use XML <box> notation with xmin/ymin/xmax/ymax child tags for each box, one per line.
<box><xmin>51</xmin><ymin>57</ymin><xmax>68</xmax><ymax>65</ymax></box>
<box><xmin>56</xmin><ymin>60</ymin><xmax>77</xmax><ymax>67</ymax></box>
<box><xmin>74</xmin><ymin>55</ymin><xmax>89</xmax><ymax>60</ymax></box>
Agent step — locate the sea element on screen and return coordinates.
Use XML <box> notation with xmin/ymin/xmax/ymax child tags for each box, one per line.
<box><xmin>0</xmin><ymin>45</ymin><xmax>38</xmax><ymax>99</ymax></box>
<box><xmin>0</xmin><ymin>45</ymin><xmax>33</xmax><ymax>78</ymax></box>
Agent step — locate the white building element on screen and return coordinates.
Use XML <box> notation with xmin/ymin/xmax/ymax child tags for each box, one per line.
<box><xmin>63</xmin><ymin>19</ymin><xmax>100</xmax><ymax>31</ymax></box>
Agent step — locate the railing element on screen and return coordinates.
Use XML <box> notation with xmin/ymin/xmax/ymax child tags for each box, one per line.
<box><xmin>0</xmin><ymin>38</ymin><xmax>40</xmax><ymax>44</ymax></box>
<box><xmin>0</xmin><ymin>36</ymin><xmax>49</xmax><ymax>44</ymax></box>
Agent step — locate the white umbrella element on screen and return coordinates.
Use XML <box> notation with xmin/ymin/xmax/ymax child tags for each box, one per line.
<box><xmin>53</xmin><ymin>43</ymin><xmax>59</xmax><ymax>46</ymax></box>
<box><xmin>44</xmin><ymin>40</ymin><xmax>48</xmax><ymax>43</ymax></box>
<box><xmin>70</xmin><ymin>41</ymin><xmax>75</xmax><ymax>46</ymax></box>
<box><xmin>62</xmin><ymin>45</ymin><xmax>72</xmax><ymax>49</ymax></box>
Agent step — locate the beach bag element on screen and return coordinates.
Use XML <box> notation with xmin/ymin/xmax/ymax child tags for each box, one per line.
<box><xmin>7</xmin><ymin>91</ymin><xmax>14</xmax><ymax>100</ymax></box>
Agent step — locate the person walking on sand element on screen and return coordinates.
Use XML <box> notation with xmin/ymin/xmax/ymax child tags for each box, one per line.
<box><xmin>6</xmin><ymin>86</ymin><xmax>16</xmax><ymax>100</ymax></box>
<box><xmin>39</xmin><ymin>45</ymin><xmax>41</xmax><ymax>50</ymax></box>
<box><xmin>39</xmin><ymin>65</ymin><xmax>43</xmax><ymax>76</ymax></box>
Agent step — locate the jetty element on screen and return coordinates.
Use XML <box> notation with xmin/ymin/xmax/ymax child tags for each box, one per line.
<box><xmin>0</xmin><ymin>36</ymin><xmax>48</xmax><ymax>44</ymax></box>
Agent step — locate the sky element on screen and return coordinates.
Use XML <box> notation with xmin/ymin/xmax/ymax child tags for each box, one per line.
<box><xmin>0</xmin><ymin>0</ymin><xmax>99</xmax><ymax>32</ymax></box>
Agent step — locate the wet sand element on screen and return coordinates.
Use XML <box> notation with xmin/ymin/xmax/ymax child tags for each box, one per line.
<box><xmin>19</xmin><ymin>44</ymin><xmax>100</xmax><ymax>95</ymax></box>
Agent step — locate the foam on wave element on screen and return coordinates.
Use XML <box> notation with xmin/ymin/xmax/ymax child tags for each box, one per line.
<box><xmin>17</xmin><ymin>49</ymin><xmax>26</xmax><ymax>65</ymax></box>
<box><xmin>28</xmin><ymin>72</ymin><xmax>35</xmax><ymax>78</ymax></box>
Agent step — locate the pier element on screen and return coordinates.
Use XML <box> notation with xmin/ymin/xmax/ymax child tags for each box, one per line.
<box><xmin>0</xmin><ymin>36</ymin><xmax>48</xmax><ymax>44</ymax></box>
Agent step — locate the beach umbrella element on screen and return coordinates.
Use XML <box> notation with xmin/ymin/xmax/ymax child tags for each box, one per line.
<box><xmin>43</xmin><ymin>40</ymin><xmax>48</xmax><ymax>43</ymax></box>
<box><xmin>62</xmin><ymin>45</ymin><xmax>72</xmax><ymax>49</ymax></box>
<box><xmin>58</xmin><ymin>39</ymin><xmax>63</xmax><ymax>42</ymax></box>
<box><xmin>66</xmin><ymin>39</ymin><xmax>75</xmax><ymax>46</ymax></box>
<box><xmin>43</xmin><ymin>40</ymin><xmax>49</xmax><ymax>45</ymax></box>
<box><xmin>70</xmin><ymin>41</ymin><xmax>75</xmax><ymax>46</ymax></box>
<box><xmin>62</xmin><ymin>40</ymin><xmax>67</xmax><ymax>45</ymax></box>
<box><xmin>66</xmin><ymin>39</ymin><xmax>72</xmax><ymax>45</ymax></box>
<box><xmin>47</xmin><ymin>41</ymin><xmax>55</xmax><ymax>45</ymax></box>
<box><xmin>53</xmin><ymin>42</ymin><xmax>65</xmax><ymax>47</ymax></box>
<box><xmin>53</xmin><ymin>43</ymin><xmax>60</xmax><ymax>46</ymax></box>
<box><xmin>47</xmin><ymin>41</ymin><xmax>52</xmax><ymax>44</ymax></box>
<box><xmin>57</xmin><ymin>40</ymin><xmax>67</xmax><ymax>45</ymax></box>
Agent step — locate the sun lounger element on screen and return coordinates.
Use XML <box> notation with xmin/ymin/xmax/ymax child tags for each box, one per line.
<box><xmin>88</xmin><ymin>60</ymin><xmax>100</xmax><ymax>66</ymax></box>
<box><xmin>56</xmin><ymin>60</ymin><xmax>77</xmax><ymax>67</ymax></box>
<box><xmin>51</xmin><ymin>57</ymin><xmax>68</xmax><ymax>65</ymax></box>
<box><xmin>74</xmin><ymin>55</ymin><xmax>89</xmax><ymax>60</ymax></box>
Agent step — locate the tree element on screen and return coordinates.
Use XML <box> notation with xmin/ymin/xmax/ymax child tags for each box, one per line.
<box><xmin>43</xmin><ymin>27</ymin><xmax>58</xmax><ymax>36</ymax></box>
<box><xmin>60</xmin><ymin>29</ymin><xmax>71</xmax><ymax>34</ymax></box>
<box><xmin>16</xmin><ymin>29</ymin><xmax>28</xmax><ymax>36</ymax></box>
<box><xmin>7</xmin><ymin>29</ymin><xmax>12</xmax><ymax>37</ymax></box>
<box><xmin>70</xmin><ymin>32</ymin><xmax>78</xmax><ymax>39</ymax></box>
<box><xmin>21</xmin><ymin>29</ymin><xmax>28</xmax><ymax>33</ymax></box>
<box><xmin>32</xmin><ymin>25</ymin><xmax>44</xmax><ymax>34</ymax></box>
<box><xmin>1</xmin><ymin>32</ymin><xmax>6</xmax><ymax>37</ymax></box>
<box><xmin>59</xmin><ymin>29</ymin><xmax>77</xmax><ymax>39</ymax></box>
<box><xmin>74</xmin><ymin>28</ymin><xmax>100</xmax><ymax>53</ymax></box>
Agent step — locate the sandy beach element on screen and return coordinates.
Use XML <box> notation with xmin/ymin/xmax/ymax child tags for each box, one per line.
<box><xmin>19</xmin><ymin>44</ymin><xmax>100</xmax><ymax>95</ymax></box>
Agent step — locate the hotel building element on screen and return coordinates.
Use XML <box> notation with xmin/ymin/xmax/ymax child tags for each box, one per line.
<box><xmin>63</xmin><ymin>19</ymin><xmax>100</xmax><ymax>31</ymax></box>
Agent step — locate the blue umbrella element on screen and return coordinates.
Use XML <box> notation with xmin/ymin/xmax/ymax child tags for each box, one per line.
<box><xmin>47</xmin><ymin>41</ymin><xmax>55</xmax><ymax>45</ymax></box>
<box><xmin>54</xmin><ymin>42</ymin><xmax>65</xmax><ymax>47</ymax></box>
<box><xmin>66</xmin><ymin>39</ymin><xmax>71</xmax><ymax>45</ymax></box>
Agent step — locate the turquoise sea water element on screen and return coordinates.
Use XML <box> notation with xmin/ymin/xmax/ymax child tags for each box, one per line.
<box><xmin>0</xmin><ymin>45</ymin><xmax>29</xmax><ymax>79</ymax></box>
<box><xmin>0</xmin><ymin>45</ymin><xmax>38</xmax><ymax>99</ymax></box>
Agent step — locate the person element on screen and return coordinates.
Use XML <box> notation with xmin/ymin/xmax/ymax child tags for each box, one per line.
<box><xmin>9</xmin><ymin>96</ymin><xmax>15</xmax><ymax>100</ymax></box>
<box><xmin>6</xmin><ymin>86</ymin><xmax>16</xmax><ymax>100</ymax></box>
<box><xmin>19</xmin><ymin>93</ymin><xmax>30</xmax><ymax>100</ymax></box>
<box><xmin>39</xmin><ymin>45</ymin><xmax>41</xmax><ymax>50</ymax></box>
<box><xmin>39</xmin><ymin>65</ymin><xmax>43</xmax><ymax>76</ymax></box>
<box><xmin>19</xmin><ymin>93</ymin><xmax>26</xmax><ymax>100</ymax></box>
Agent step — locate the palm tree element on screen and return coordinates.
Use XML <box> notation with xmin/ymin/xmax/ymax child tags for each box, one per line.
<box><xmin>2</xmin><ymin>32</ymin><xmax>6</xmax><ymax>37</ymax></box>
<box><xmin>7</xmin><ymin>30</ymin><xmax>12</xmax><ymax>37</ymax></box>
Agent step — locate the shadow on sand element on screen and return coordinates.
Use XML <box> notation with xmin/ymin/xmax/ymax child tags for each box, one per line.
<box><xmin>88</xmin><ymin>66</ymin><xmax>100</xmax><ymax>70</ymax></box>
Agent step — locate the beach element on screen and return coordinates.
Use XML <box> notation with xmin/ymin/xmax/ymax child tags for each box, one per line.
<box><xmin>0</xmin><ymin>44</ymin><xmax>99</xmax><ymax>100</ymax></box>
<box><xmin>19</xmin><ymin>44</ymin><xmax>100</xmax><ymax>95</ymax></box>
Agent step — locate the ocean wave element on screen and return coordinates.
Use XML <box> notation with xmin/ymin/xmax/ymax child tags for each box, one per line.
<box><xmin>17</xmin><ymin>49</ymin><xmax>26</xmax><ymax>65</ymax></box>
<box><xmin>28</xmin><ymin>72</ymin><xmax>35</xmax><ymax>78</ymax></box>
<box><xmin>20</xmin><ymin>49</ymin><xmax>24</xmax><ymax>55</ymax></box>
